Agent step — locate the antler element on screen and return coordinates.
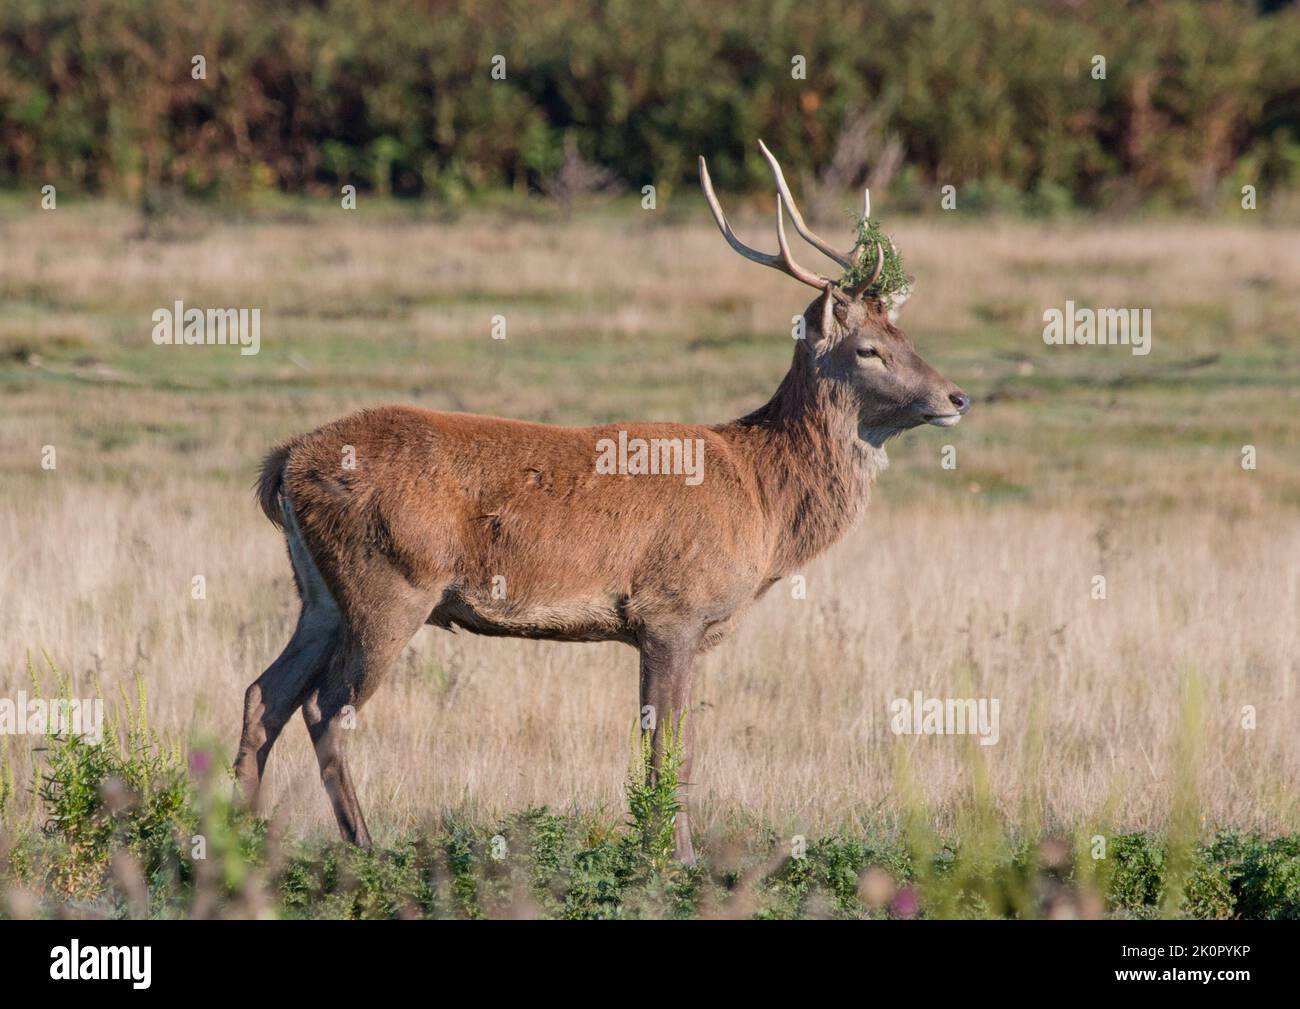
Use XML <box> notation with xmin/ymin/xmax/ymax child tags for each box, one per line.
<box><xmin>699</xmin><ymin>155</ymin><xmax>848</xmax><ymax>301</ymax></box>
<box><xmin>755</xmin><ymin>140</ymin><xmax>860</xmax><ymax>271</ymax></box>
<box><xmin>700</xmin><ymin>142</ymin><xmax>887</xmax><ymax>301</ymax></box>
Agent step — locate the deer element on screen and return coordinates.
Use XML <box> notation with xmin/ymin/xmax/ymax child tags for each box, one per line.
<box><xmin>235</xmin><ymin>141</ymin><xmax>970</xmax><ymax>864</ymax></box>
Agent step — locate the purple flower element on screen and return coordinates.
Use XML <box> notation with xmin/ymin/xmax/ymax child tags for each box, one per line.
<box><xmin>189</xmin><ymin>749</ymin><xmax>212</xmax><ymax>777</ymax></box>
<box><xmin>890</xmin><ymin>887</ymin><xmax>921</xmax><ymax>919</ymax></box>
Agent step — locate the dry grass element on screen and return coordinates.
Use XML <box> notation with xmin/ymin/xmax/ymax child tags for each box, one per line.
<box><xmin>2</xmin><ymin>197</ymin><xmax>1298</xmax><ymax>844</ymax></box>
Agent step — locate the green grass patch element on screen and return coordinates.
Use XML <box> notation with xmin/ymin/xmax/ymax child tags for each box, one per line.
<box><xmin>5</xmin><ymin>672</ymin><xmax>1300</xmax><ymax>920</ymax></box>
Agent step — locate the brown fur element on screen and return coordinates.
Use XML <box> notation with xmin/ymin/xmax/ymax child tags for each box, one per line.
<box><xmin>236</xmin><ymin>284</ymin><xmax>968</xmax><ymax>862</ymax></box>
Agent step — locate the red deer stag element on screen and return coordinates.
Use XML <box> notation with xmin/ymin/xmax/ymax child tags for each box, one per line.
<box><xmin>236</xmin><ymin>141</ymin><xmax>969</xmax><ymax>864</ymax></box>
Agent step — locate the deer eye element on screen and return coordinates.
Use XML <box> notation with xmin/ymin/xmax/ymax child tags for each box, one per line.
<box><xmin>856</xmin><ymin>346</ymin><xmax>878</xmax><ymax>359</ymax></box>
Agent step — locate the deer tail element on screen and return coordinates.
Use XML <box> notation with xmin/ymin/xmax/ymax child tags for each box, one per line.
<box><xmin>255</xmin><ymin>442</ymin><xmax>296</xmax><ymax>529</ymax></box>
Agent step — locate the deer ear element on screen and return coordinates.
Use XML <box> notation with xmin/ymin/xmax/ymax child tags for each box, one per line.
<box><xmin>885</xmin><ymin>285</ymin><xmax>912</xmax><ymax>325</ymax></box>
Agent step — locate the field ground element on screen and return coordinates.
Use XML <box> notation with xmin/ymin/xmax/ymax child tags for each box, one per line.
<box><xmin>1</xmin><ymin>196</ymin><xmax>1298</xmax><ymax>915</ymax></box>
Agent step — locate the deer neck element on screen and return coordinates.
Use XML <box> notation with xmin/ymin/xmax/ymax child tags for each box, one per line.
<box><xmin>722</xmin><ymin>351</ymin><xmax>888</xmax><ymax>578</ymax></box>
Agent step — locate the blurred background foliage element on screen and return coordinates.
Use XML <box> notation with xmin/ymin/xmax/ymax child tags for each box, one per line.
<box><xmin>0</xmin><ymin>0</ymin><xmax>1297</xmax><ymax>212</ymax></box>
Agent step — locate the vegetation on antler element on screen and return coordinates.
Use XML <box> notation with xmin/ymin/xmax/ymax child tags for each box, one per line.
<box><xmin>841</xmin><ymin>216</ymin><xmax>910</xmax><ymax>302</ymax></box>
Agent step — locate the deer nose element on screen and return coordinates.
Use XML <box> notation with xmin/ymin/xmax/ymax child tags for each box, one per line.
<box><xmin>949</xmin><ymin>391</ymin><xmax>971</xmax><ymax>414</ymax></box>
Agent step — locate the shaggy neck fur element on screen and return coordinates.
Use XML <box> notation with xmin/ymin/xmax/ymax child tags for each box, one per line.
<box><xmin>718</xmin><ymin>344</ymin><xmax>888</xmax><ymax>578</ymax></box>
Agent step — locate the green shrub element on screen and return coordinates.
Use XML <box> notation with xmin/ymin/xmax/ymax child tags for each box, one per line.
<box><xmin>7</xmin><ymin>665</ymin><xmax>1300</xmax><ymax>919</ymax></box>
<box><xmin>1</xmin><ymin>0</ymin><xmax>1296</xmax><ymax>208</ymax></box>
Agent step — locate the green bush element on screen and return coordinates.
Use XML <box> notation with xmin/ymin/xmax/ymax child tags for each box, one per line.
<box><xmin>1</xmin><ymin>0</ymin><xmax>1296</xmax><ymax>208</ymax></box>
<box><xmin>6</xmin><ymin>671</ymin><xmax>1300</xmax><ymax>919</ymax></box>
<box><xmin>34</xmin><ymin>682</ymin><xmax>193</xmax><ymax>900</ymax></box>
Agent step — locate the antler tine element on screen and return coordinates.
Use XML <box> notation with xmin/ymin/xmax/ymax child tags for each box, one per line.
<box><xmin>699</xmin><ymin>155</ymin><xmax>843</xmax><ymax>297</ymax></box>
<box><xmin>756</xmin><ymin>139</ymin><xmax>856</xmax><ymax>271</ymax></box>
<box><xmin>774</xmin><ymin>195</ymin><xmax>841</xmax><ymax>291</ymax></box>
<box><xmin>698</xmin><ymin>156</ymin><xmax>780</xmax><ymax>270</ymax></box>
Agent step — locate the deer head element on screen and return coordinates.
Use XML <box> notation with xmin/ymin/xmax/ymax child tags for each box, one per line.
<box><xmin>700</xmin><ymin>142</ymin><xmax>970</xmax><ymax>439</ymax></box>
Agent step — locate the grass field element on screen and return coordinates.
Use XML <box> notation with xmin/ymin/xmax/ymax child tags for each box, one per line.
<box><xmin>1</xmin><ymin>195</ymin><xmax>1298</xmax><ymax>917</ymax></box>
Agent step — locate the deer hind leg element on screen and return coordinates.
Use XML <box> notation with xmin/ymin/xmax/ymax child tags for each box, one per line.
<box><xmin>638</xmin><ymin>627</ymin><xmax>703</xmax><ymax>865</ymax></box>
<box><xmin>234</xmin><ymin>606</ymin><xmax>338</xmax><ymax>809</ymax></box>
<box><xmin>300</xmin><ymin>592</ymin><xmax>434</xmax><ymax>847</ymax></box>
<box><xmin>235</xmin><ymin>515</ymin><xmax>341</xmax><ymax>810</ymax></box>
